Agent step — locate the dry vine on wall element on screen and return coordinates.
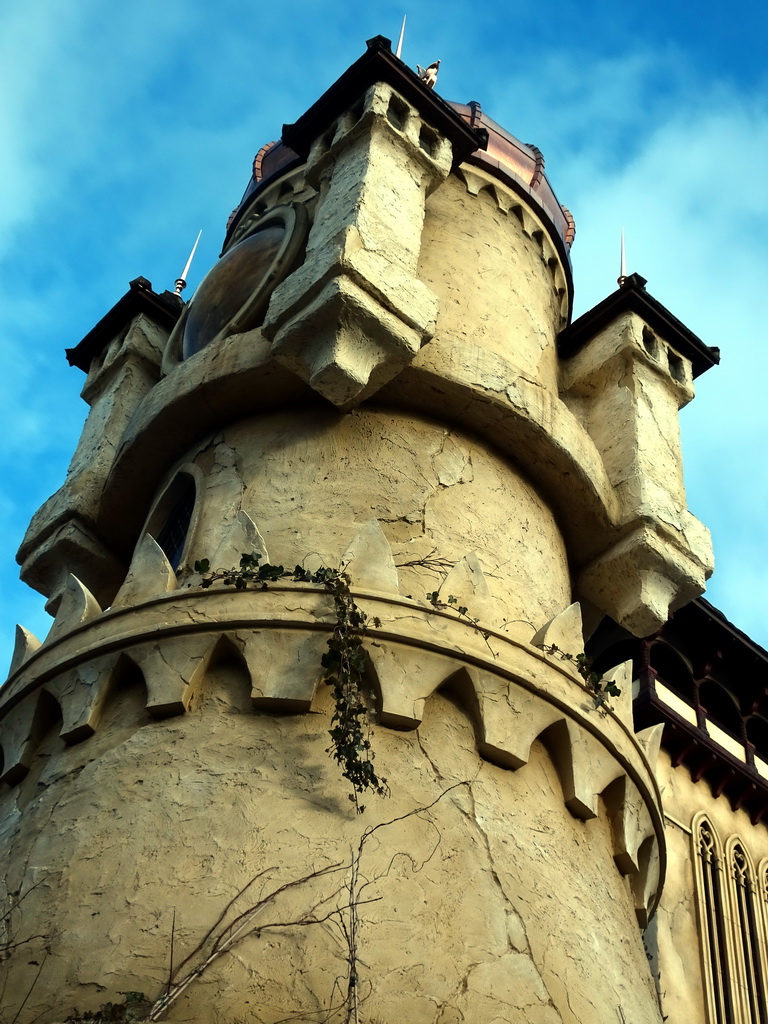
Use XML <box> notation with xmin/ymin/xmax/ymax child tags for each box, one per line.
<box><xmin>44</xmin><ymin>785</ymin><xmax>470</xmax><ymax>1024</ymax></box>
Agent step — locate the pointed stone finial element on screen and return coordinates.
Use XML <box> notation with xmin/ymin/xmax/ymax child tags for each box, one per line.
<box><xmin>531</xmin><ymin>602</ymin><xmax>585</xmax><ymax>654</ymax></box>
<box><xmin>341</xmin><ymin>520</ymin><xmax>399</xmax><ymax>594</ymax></box>
<box><xmin>208</xmin><ymin>511</ymin><xmax>270</xmax><ymax>572</ymax></box>
<box><xmin>601</xmin><ymin>660</ymin><xmax>634</xmax><ymax>726</ymax></box>
<box><xmin>636</xmin><ymin>723</ymin><xmax>665</xmax><ymax>771</ymax></box>
<box><xmin>46</xmin><ymin>575</ymin><xmax>102</xmax><ymax>644</ymax></box>
<box><xmin>437</xmin><ymin>552</ymin><xmax>495</xmax><ymax>623</ymax></box>
<box><xmin>112</xmin><ymin>534</ymin><xmax>178</xmax><ymax>608</ymax></box>
<box><xmin>8</xmin><ymin>625</ymin><xmax>41</xmax><ymax>677</ymax></box>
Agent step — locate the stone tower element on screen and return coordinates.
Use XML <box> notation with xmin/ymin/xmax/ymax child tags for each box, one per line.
<box><xmin>1</xmin><ymin>37</ymin><xmax>719</xmax><ymax>1024</ymax></box>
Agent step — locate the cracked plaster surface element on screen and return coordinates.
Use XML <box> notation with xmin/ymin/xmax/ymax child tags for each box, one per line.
<box><xmin>416</xmin><ymin>175</ymin><xmax>564</xmax><ymax>394</ymax></box>
<box><xmin>176</xmin><ymin>408</ymin><xmax>570</xmax><ymax>633</ymax></box>
<box><xmin>1</xmin><ymin>678</ymin><xmax>664</xmax><ymax>1024</ymax></box>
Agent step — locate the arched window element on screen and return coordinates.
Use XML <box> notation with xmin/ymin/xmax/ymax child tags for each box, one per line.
<box><xmin>144</xmin><ymin>470</ymin><xmax>199</xmax><ymax>572</ymax></box>
<box><xmin>699</xmin><ymin>680</ymin><xmax>743</xmax><ymax>741</ymax></box>
<box><xmin>694</xmin><ymin>817</ymin><xmax>734</xmax><ymax>1024</ymax></box>
<box><xmin>651</xmin><ymin>643</ymin><xmax>696</xmax><ymax>703</ymax></box>
<box><xmin>694</xmin><ymin>818</ymin><xmax>768</xmax><ymax>1024</ymax></box>
<box><xmin>727</xmin><ymin>842</ymin><xmax>768</xmax><ymax>1023</ymax></box>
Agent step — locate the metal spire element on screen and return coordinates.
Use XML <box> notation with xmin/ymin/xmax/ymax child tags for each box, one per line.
<box><xmin>395</xmin><ymin>15</ymin><xmax>406</xmax><ymax>59</ymax></box>
<box><xmin>618</xmin><ymin>226</ymin><xmax>627</xmax><ymax>287</ymax></box>
<box><xmin>174</xmin><ymin>230</ymin><xmax>202</xmax><ymax>296</ymax></box>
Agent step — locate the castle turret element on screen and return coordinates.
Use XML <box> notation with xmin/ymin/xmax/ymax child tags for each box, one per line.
<box><xmin>1</xmin><ymin>37</ymin><xmax>718</xmax><ymax>1024</ymax></box>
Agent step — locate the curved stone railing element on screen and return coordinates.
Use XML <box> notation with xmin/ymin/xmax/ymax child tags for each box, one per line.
<box><xmin>0</xmin><ymin>578</ymin><xmax>665</xmax><ymax>925</ymax></box>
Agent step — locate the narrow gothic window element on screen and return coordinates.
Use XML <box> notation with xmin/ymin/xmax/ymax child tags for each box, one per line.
<box><xmin>696</xmin><ymin>819</ymin><xmax>734</xmax><ymax>1024</ymax></box>
<box><xmin>730</xmin><ymin>845</ymin><xmax>768</xmax><ymax>1024</ymax></box>
<box><xmin>153</xmin><ymin>474</ymin><xmax>196</xmax><ymax>571</ymax></box>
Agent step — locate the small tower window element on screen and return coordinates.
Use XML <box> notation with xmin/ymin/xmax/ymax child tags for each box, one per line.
<box><xmin>642</xmin><ymin>326</ymin><xmax>659</xmax><ymax>359</ymax></box>
<box><xmin>148</xmin><ymin>472</ymin><xmax>198</xmax><ymax>572</ymax></box>
<box><xmin>668</xmin><ymin>350</ymin><xmax>685</xmax><ymax>383</ymax></box>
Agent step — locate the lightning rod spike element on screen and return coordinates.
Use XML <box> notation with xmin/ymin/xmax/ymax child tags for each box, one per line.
<box><xmin>618</xmin><ymin>226</ymin><xmax>627</xmax><ymax>287</ymax></box>
<box><xmin>174</xmin><ymin>229</ymin><xmax>202</xmax><ymax>297</ymax></box>
<box><xmin>395</xmin><ymin>14</ymin><xmax>406</xmax><ymax>59</ymax></box>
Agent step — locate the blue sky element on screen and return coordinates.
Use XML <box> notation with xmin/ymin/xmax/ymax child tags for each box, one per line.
<box><xmin>1</xmin><ymin>0</ymin><xmax>766</xmax><ymax>673</ymax></box>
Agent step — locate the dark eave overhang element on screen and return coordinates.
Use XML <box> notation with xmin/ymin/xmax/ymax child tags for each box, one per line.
<box><xmin>690</xmin><ymin>596</ymin><xmax>768</xmax><ymax>664</ymax></box>
<box><xmin>66</xmin><ymin>277</ymin><xmax>183</xmax><ymax>373</ymax></box>
<box><xmin>281</xmin><ymin>35</ymin><xmax>488</xmax><ymax>170</ymax></box>
<box><xmin>634</xmin><ymin>687</ymin><xmax>768</xmax><ymax>826</ymax></box>
<box><xmin>558</xmin><ymin>272</ymin><xmax>720</xmax><ymax>378</ymax></box>
<box><xmin>588</xmin><ymin>599</ymin><xmax>768</xmax><ymax>825</ymax></box>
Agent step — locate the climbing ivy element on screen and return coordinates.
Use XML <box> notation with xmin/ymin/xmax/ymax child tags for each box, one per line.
<box><xmin>65</xmin><ymin>992</ymin><xmax>151</xmax><ymax>1022</ymax></box>
<box><xmin>194</xmin><ymin>553</ymin><xmax>388</xmax><ymax>812</ymax></box>
<box><xmin>194</xmin><ymin>552</ymin><xmax>618</xmax><ymax>804</ymax></box>
<box><xmin>538</xmin><ymin>643</ymin><xmax>621</xmax><ymax>710</ymax></box>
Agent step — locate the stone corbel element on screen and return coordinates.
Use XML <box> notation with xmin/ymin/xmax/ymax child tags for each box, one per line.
<box><xmin>562</xmin><ymin>311</ymin><xmax>713</xmax><ymax>635</ymax></box>
<box><xmin>16</xmin><ymin>314</ymin><xmax>168</xmax><ymax>611</ymax></box>
<box><xmin>262</xmin><ymin>81</ymin><xmax>452</xmax><ymax>408</ymax></box>
<box><xmin>18</xmin><ymin>517</ymin><xmax>125</xmax><ymax>616</ymax></box>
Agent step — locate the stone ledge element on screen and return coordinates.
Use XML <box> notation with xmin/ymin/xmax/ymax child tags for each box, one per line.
<box><xmin>0</xmin><ymin>585</ymin><xmax>665</xmax><ymax>922</ymax></box>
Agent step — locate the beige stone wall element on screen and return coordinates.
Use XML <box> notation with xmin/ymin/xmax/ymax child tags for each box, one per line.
<box><xmin>178</xmin><ymin>407</ymin><xmax>570</xmax><ymax>633</ymax></box>
<box><xmin>1</xmin><ymin>667</ymin><xmax>663</xmax><ymax>1024</ymax></box>
<box><xmin>654</xmin><ymin>751</ymin><xmax>768</xmax><ymax>1024</ymax></box>
<box><xmin>417</xmin><ymin>171</ymin><xmax>566</xmax><ymax>394</ymax></box>
<box><xmin>1</xmin><ymin>68</ymin><xmax>715</xmax><ymax>1024</ymax></box>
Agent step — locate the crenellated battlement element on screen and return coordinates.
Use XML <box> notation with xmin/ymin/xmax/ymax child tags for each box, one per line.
<box><xmin>0</xmin><ymin>567</ymin><xmax>665</xmax><ymax>927</ymax></box>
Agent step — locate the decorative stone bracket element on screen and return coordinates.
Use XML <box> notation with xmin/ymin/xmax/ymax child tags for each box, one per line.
<box><xmin>17</xmin><ymin>313</ymin><xmax>169</xmax><ymax>612</ymax></box>
<box><xmin>262</xmin><ymin>81</ymin><xmax>452</xmax><ymax>407</ymax></box>
<box><xmin>561</xmin><ymin>311</ymin><xmax>714</xmax><ymax>635</ymax></box>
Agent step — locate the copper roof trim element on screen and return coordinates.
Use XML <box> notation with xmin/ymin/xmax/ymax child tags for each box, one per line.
<box><xmin>253</xmin><ymin>141</ymin><xmax>280</xmax><ymax>182</ymax></box>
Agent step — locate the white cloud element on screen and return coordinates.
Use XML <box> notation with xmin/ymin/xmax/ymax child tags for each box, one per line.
<box><xmin>474</xmin><ymin>39</ymin><xmax>768</xmax><ymax>645</ymax></box>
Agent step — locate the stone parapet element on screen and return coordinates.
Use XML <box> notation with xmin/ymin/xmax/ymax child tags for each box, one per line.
<box><xmin>0</xmin><ymin>583</ymin><xmax>665</xmax><ymax>926</ymax></box>
<box><xmin>17</xmin><ymin>311</ymin><xmax>171</xmax><ymax>611</ymax></box>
